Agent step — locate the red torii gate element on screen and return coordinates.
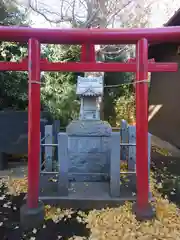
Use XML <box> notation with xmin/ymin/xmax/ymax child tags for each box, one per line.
<box><xmin>0</xmin><ymin>26</ymin><xmax>179</xmax><ymax>228</ymax></box>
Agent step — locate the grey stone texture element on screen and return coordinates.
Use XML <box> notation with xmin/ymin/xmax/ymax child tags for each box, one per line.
<box><xmin>58</xmin><ymin>132</ymin><xmax>69</xmax><ymax>195</ymax></box>
<box><xmin>132</xmin><ymin>202</ymin><xmax>155</xmax><ymax>221</ymax></box>
<box><xmin>66</xmin><ymin>120</ymin><xmax>112</xmax><ymax>181</ymax></box>
<box><xmin>44</xmin><ymin>125</ymin><xmax>53</xmax><ymax>171</ymax></box>
<box><xmin>20</xmin><ymin>201</ymin><xmax>45</xmax><ymax>230</ymax></box>
<box><xmin>110</xmin><ymin>132</ymin><xmax>121</xmax><ymax>197</ymax></box>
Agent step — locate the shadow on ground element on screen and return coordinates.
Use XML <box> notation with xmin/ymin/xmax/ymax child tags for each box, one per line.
<box><xmin>0</xmin><ymin>183</ymin><xmax>90</xmax><ymax>240</ymax></box>
<box><xmin>152</xmin><ymin>151</ymin><xmax>180</xmax><ymax>207</ymax></box>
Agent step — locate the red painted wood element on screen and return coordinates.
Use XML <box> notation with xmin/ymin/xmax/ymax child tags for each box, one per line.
<box><xmin>27</xmin><ymin>38</ymin><xmax>41</xmax><ymax>209</ymax></box>
<box><xmin>81</xmin><ymin>44</ymin><xmax>96</xmax><ymax>62</ymax></box>
<box><xmin>0</xmin><ymin>26</ymin><xmax>179</xmax><ymax>44</ymax></box>
<box><xmin>0</xmin><ymin>60</ymin><xmax>177</xmax><ymax>72</ymax></box>
<box><xmin>136</xmin><ymin>38</ymin><xmax>149</xmax><ymax>210</ymax></box>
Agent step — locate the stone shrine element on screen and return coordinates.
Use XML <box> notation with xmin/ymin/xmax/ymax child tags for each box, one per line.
<box><xmin>66</xmin><ymin>76</ymin><xmax>112</xmax><ymax>181</ymax></box>
<box><xmin>77</xmin><ymin>76</ymin><xmax>102</xmax><ymax>120</ymax></box>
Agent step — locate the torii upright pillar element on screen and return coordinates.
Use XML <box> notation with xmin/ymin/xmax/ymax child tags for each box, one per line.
<box><xmin>132</xmin><ymin>38</ymin><xmax>154</xmax><ymax>220</ymax></box>
<box><xmin>20</xmin><ymin>38</ymin><xmax>45</xmax><ymax>230</ymax></box>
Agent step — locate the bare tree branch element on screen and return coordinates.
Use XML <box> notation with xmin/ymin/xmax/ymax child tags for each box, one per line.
<box><xmin>28</xmin><ymin>0</ymin><xmax>153</xmax><ymax>28</ymax></box>
<box><xmin>28</xmin><ymin>0</ymin><xmax>79</xmax><ymax>24</ymax></box>
<box><xmin>27</xmin><ymin>0</ymin><xmax>156</xmax><ymax>60</ymax></box>
<box><xmin>106</xmin><ymin>0</ymin><xmax>133</xmax><ymax>27</ymax></box>
<box><xmin>84</xmin><ymin>5</ymin><xmax>101</xmax><ymax>28</ymax></box>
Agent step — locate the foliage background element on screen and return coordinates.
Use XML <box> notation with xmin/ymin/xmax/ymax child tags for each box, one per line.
<box><xmin>0</xmin><ymin>0</ymin><xmax>136</xmax><ymax>126</ymax></box>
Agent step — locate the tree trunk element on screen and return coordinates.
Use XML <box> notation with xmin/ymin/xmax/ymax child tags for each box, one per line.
<box><xmin>85</xmin><ymin>0</ymin><xmax>107</xmax><ymax>121</ymax></box>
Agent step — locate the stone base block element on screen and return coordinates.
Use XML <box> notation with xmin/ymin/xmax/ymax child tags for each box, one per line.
<box><xmin>20</xmin><ymin>201</ymin><xmax>45</xmax><ymax>231</ymax></box>
<box><xmin>132</xmin><ymin>202</ymin><xmax>155</xmax><ymax>221</ymax></box>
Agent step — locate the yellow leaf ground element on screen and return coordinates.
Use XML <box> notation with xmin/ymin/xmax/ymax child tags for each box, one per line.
<box><xmin>7</xmin><ymin>168</ymin><xmax>180</xmax><ymax>240</ymax></box>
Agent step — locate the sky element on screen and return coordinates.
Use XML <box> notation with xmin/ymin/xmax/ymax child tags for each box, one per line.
<box><xmin>150</xmin><ymin>0</ymin><xmax>179</xmax><ymax>27</ymax></box>
<box><xmin>22</xmin><ymin>0</ymin><xmax>180</xmax><ymax>28</ymax></box>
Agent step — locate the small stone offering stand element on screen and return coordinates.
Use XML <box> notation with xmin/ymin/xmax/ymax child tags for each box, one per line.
<box><xmin>39</xmin><ymin>75</ymin><xmax>152</xmax><ymax>209</ymax></box>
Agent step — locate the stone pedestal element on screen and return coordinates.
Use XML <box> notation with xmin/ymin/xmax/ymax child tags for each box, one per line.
<box><xmin>20</xmin><ymin>201</ymin><xmax>45</xmax><ymax>230</ymax></box>
<box><xmin>66</xmin><ymin>120</ymin><xmax>112</xmax><ymax>181</ymax></box>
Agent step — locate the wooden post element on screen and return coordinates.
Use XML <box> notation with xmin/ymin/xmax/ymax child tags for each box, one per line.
<box><xmin>135</xmin><ymin>38</ymin><xmax>150</xmax><ymax>212</ymax></box>
<box><xmin>27</xmin><ymin>38</ymin><xmax>41</xmax><ymax>209</ymax></box>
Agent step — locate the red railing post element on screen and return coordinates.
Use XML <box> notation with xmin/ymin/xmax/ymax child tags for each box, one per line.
<box><xmin>27</xmin><ymin>38</ymin><xmax>41</xmax><ymax>209</ymax></box>
<box><xmin>133</xmin><ymin>38</ymin><xmax>154</xmax><ymax>220</ymax></box>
